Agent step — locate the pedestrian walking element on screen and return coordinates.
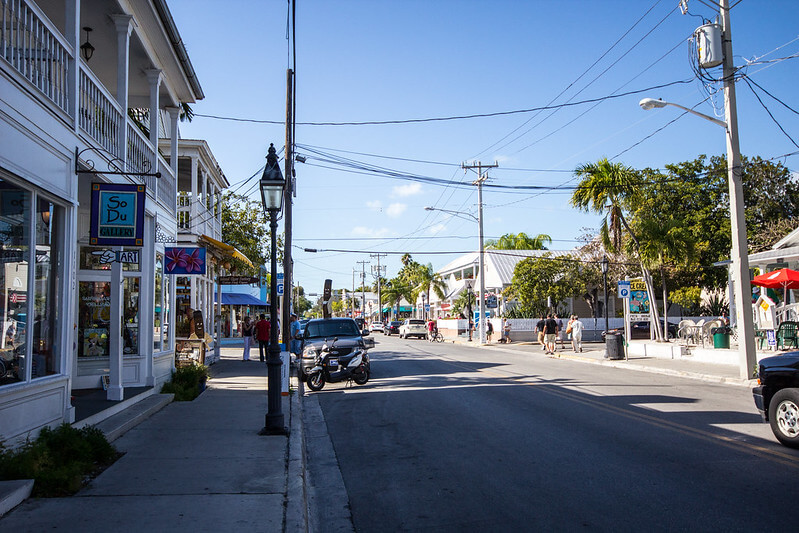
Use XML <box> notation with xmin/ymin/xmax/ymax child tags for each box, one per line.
<box><xmin>255</xmin><ymin>314</ymin><xmax>271</xmax><ymax>362</ymax></box>
<box><xmin>502</xmin><ymin>318</ymin><xmax>512</xmax><ymax>343</ymax></box>
<box><xmin>536</xmin><ymin>315</ymin><xmax>546</xmax><ymax>350</ymax></box>
<box><xmin>289</xmin><ymin>314</ymin><xmax>301</xmax><ymax>356</ymax></box>
<box><xmin>569</xmin><ymin>315</ymin><xmax>584</xmax><ymax>352</ymax></box>
<box><xmin>241</xmin><ymin>316</ymin><xmax>253</xmax><ymax>361</ymax></box>
<box><xmin>544</xmin><ymin>314</ymin><xmax>558</xmax><ymax>355</ymax></box>
<box><xmin>486</xmin><ymin>320</ymin><xmax>494</xmax><ymax>342</ymax></box>
<box><xmin>556</xmin><ymin>314</ymin><xmax>565</xmax><ymax>351</ymax></box>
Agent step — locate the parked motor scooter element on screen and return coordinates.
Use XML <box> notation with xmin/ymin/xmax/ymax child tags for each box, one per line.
<box><xmin>305</xmin><ymin>341</ymin><xmax>370</xmax><ymax>391</ymax></box>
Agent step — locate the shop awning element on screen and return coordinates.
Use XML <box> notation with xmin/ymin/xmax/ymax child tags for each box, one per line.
<box><xmin>220</xmin><ymin>293</ymin><xmax>268</xmax><ymax>306</ymax></box>
<box><xmin>200</xmin><ymin>234</ymin><xmax>254</xmax><ymax>268</ymax></box>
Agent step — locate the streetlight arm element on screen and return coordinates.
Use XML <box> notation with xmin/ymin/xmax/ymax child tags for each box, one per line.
<box><xmin>424</xmin><ymin>206</ymin><xmax>478</xmax><ymax>222</ymax></box>
<box><xmin>639</xmin><ymin>98</ymin><xmax>727</xmax><ymax>129</ymax></box>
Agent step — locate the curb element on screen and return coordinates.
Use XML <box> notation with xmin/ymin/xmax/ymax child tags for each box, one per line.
<box><xmin>285</xmin><ymin>368</ymin><xmax>309</xmax><ymax>533</ymax></box>
<box><xmin>0</xmin><ymin>480</ymin><xmax>33</xmax><ymax>518</ymax></box>
<box><xmin>91</xmin><ymin>393</ymin><xmax>174</xmax><ymax>442</ymax></box>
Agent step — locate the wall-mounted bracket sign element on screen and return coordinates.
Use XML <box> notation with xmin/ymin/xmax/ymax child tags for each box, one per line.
<box><xmin>164</xmin><ymin>247</ymin><xmax>207</xmax><ymax>275</ymax></box>
<box><xmin>219</xmin><ymin>275</ymin><xmax>259</xmax><ymax>285</ymax></box>
<box><xmin>91</xmin><ymin>249</ymin><xmax>140</xmax><ymax>264</ymax></box>
<box><xmin>90</xmin><ymin>183</ymin><xmax>146</xmax><ymax>246</ymax></box>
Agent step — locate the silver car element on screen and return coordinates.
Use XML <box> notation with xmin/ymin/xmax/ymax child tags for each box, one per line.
<box><xmin>399</xmin><ymin>319</ymin><xmax>427</xmax><ymax>339</ymax></box>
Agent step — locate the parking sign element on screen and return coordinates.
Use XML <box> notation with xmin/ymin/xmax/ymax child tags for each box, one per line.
<box><xmin>618</xmin><ymin>281</ymin><xmax>631</xmax><ymax>299</ymax></box>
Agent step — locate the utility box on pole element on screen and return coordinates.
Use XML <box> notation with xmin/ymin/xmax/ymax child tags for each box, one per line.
<box><xmin>695</xmin><ymin>23</ymin><xmax>723</xmax><ymax>69</ymax></box>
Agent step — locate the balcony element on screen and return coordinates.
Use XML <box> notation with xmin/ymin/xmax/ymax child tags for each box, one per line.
<box><xmin>2</xmin><ymin>0</ymin><xmax>181</xmax><ymax>215</ymax></box>
<box><xmin>178</xmin><ymin>192</ymin><xmax>221</xmax><ymax>240</ymax></box>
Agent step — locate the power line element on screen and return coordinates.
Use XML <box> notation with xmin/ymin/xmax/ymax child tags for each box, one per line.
<box><xmin>192</xmin><ymin>79</ymin><xmax>694</xmax><ymax>127</ymax></box>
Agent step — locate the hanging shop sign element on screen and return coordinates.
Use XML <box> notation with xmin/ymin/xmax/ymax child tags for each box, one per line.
<box><xmin>90</xmin><ymin>249</ymin><xmax>140</xmax><ymax>264</ymax></box>
<box><xmin>90</xmin><ymin>183</ymin><xmax>146</xmax><ymax>246</ymax></box>
<box><xmin>219</xmin><ymin>275</ymin><xmax>259</xmax><ymax>285</ymax></box>
<box><xmin>164</xmin><ymin>247</ymin><xmax>207</xmax><ymax>275</ymax></box>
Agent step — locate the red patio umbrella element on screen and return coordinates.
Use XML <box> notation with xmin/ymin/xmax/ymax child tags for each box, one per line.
<box><xmin>751</xmin><ymin>268</ymin><xmax>799</xmax><ymax>305</ymax></box>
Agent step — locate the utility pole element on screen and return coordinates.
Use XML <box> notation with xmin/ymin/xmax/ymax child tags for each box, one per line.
<box><xmin>356</xmin><ymin>260</ymin><xmax>370</xmax><ymax>323</ymax></box>
<box><xmin>719</xmin><ymin>0</ymin><xmax>756</xmax><ymax>378</ymax></box>
<box><xmin>282</xmin><ymin>68</ymin><xmax>294</xmax><ymax>349</ymax></box>
<box><xmin>462</xmin><ymin>161</ymin><xmax>498</xmax><ymax>344</ymax></box>
<box><xmin>371</xmin><ymin>253</ymin><xmax>387</xmax><ymax>323</ymax></box>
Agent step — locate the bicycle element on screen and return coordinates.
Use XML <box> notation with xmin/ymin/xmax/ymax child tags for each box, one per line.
<box><xmin>429</xmin><ymin>330</ymin><xmax>444</xmax><ymax>343</ymax></box>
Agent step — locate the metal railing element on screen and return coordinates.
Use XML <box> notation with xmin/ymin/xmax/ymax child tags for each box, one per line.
<box><xmin>157</xmin><ymin>153</ymin><xmax>176</xmax><ymax>215</ymax></box>
<box><xmin>0</xmin><ymin>0</ymin><xmax>71</xmax><ymax>114</ymax></box>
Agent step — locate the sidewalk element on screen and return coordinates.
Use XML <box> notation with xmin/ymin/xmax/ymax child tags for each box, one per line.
<box><xmin>456</xmin><ymin>337</ymin><xmax>759</xmax><ymax>387</ymax></box>
<box><xmin>0</xmin><ymin>348</ymin><xmax>306</xmax><ymax>532</ymax></box>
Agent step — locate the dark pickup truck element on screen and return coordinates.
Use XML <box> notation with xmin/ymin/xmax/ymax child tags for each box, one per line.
<box><xmin>753</xmin><ymin>352</ymin><xmax>799</xmax><ymax>448</ymax></box>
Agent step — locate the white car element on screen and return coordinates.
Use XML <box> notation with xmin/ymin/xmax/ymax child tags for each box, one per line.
<box><xmin>399</xmin><ymin>319</ymin><xmax>427</xmax><ymax>339</ymax></box>
<box><xmin>369</xmin><ymin>322</ymin><xmax>384</xmax><ymax>333</ymax></box>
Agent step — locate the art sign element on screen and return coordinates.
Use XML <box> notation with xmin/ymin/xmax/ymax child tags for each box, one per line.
<box><xmin>164</xmin><ymin>247</ymin><xmax>207</xmax><ymax>275</ymax></box>
<box><xmin>628</xmin><ymin>278</ymin><xmax>650</xmax><ymax>321</ymax></box>
<box><xmin>90</xmin><ymin>183</ymin><xmax>146</xmax><ymax>246</ymax></box>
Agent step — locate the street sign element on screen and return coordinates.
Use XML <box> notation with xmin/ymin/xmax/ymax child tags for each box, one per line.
<box><xmin>618</xmin><ymin>281</ymin><xmax>631</xmax><ymax>299</ymax></box>
<box><xmin>277</xmin><ymin>283</ymin><xmax>284</xmax><ymax>296</ymax></box>
<box><xmin>424</xmin><ymin>304</ymin><xmax>430</xmax><ymax>312</ymax></box>
<box><xmin>485</xmin><ymin>294</ymin><xmax>498</xmax><ymax>308</ymax></box>
<box><xmin>219</xmin><ymin>275</ymin><xmax>258</xmax><ymax>285</ymax></box>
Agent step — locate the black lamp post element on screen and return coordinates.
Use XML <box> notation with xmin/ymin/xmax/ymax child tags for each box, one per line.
<box><xmin>259</xmin><ymin>143</ymin><xmax>287</xmax><ymax>436</ymax></box>
<box><xmin>601</xmin><ymin>255</ymin><xmax>609</xmax><ymax>337</ymax></box>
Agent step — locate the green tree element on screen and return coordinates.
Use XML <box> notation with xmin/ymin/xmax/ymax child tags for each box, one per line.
<box><xmin>410</xmin><ymin>263</ymin><xmax>448</xmax><ymax>311</ymax></box>
<box><xmin>221</xmin><ymin>192</ymin><xmax>282</xmax><ymax>275</ymax></box>
<box><xmin>505</xmin><ymin>254</ymin><xmax>582</xmax><ymax>317</ymax></box>
<box><xmin>381</xmin><ymin>278</ymin><xmax>413</xmax><ymax>321</ymax></box>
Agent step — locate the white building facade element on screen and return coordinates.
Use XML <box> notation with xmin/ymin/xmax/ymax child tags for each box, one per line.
<box><xmin>0</xmin><ymin>0</ymin><xmax>203</xmax><ymax>445</ymax></box>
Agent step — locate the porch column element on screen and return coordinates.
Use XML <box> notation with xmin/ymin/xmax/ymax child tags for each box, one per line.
<box><xmin>166</xmin><ymin>106</ymin><xmax>180</xmax><ymax>176</ymax></box>
<box><xmin>190</xmin><ymin>157</ymin><xmax>199</xmax><ymax>311</ymax></box>
<box><xmin>65</xmin><ymin>0</ymin><xmax>80</xmax><ymax>128</ymax></box>
<box><xmin>108</xmin><ymin>253</ymin><xmax>124</xmax><ymax>401</ymax></box>
<box><xmin>146</xmin><ymin>69</ymin><xmax>162</xmax><ymax>195</ymax></box>
<box><xmin>111</xmin><ymin>15</ymin><xmax>134</xmax><ymax>159</ymax></box>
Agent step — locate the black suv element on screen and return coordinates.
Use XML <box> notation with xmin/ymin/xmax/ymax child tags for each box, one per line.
<box><xmin>300</xmin><ymin>318</ymin><xmax>371</xmax><ymax>379</ymax></box>
<box><xmin>753</xmin><ymin>352</ymin><xmax>799</xmax><ymax>448</ymax></box>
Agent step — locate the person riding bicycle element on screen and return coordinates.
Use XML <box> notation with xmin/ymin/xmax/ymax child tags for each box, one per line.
<box><xmin>427</xmin><ymin>319</ymin><xmax>438</xmax><ymax>341</ymax></box>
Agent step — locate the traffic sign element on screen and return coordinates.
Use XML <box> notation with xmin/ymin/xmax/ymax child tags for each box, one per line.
<box><xmin>618</xmin><ymin>280</ymin><xmax>631</xmax><ymax>299</ymax></box>
<box><xmin>277</xmin><ymin>283</ymin><xmax>284</xmax><ymax>296</ymax></box>
<box><xmin>424</xmin><ymin>304</ymin><xmax>430</xmax><ymax>312</ymax></box>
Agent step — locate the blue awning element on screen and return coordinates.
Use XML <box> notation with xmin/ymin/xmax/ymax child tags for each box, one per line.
<box><xmin>220</xmin><ymin>293</ymin><xmax>268</xmax><ymax>306</ymax></box>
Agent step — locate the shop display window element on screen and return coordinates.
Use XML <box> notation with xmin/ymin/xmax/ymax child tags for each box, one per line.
<box><xmin>0</xmin><ymin>180</ymin><xmax>30</xmax><ymax>386</ymax></box>
<box><xmin>123</xmin><ymin>277</ymin><xmax>140</xmax><ymax>355</ymax></box>
<box><xmin>154</xmin><ymin>253</ymin><xmax>163</xmax><ymax>351</ymax></box>
<box><xmin>78</xmin><ymin>281</ymin><xmax>111</xmax><ymax>358</ymax></box>
<box><xmin>32</xmin><ymin>197</ymin><xmax>62</xmax><ymax>379</ymax></box>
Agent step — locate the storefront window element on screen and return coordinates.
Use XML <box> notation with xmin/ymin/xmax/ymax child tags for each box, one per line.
<box><xmin>0</xmin><ymin>180</ymin><xmax>30</xmax><ymax>386</ymax></box>
<box><xmin>163</xmin><ymin>270</ymin><xmax>171</xmax><ymax>349</ymax></box>
<box><xmin>78</xmin><ymin>281</ymin><xmax>110</xmax><ymax>358</ymax></box>
<box><xmin>123</xmin><ymin>277</ymin><xmax>140</xmax><ymax>355</ymax></box>
<box><xmin>154</xmin><ymin>254</ymin><xmax>163</xmax><ymax>351</ymax></box>
<box><xmin>176</xmin><ymin>276</ymin><xmax>191</xmax><ymax>337</ymax></box>
<box><xmin>32</xmin><ymin>197</ymin><xmax>62</xmax><ymax>379</ymax></box>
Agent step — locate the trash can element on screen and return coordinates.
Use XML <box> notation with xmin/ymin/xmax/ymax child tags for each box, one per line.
<box><xmin>605</xmin><ymin>333</ymin><xmax>625</xmax><ymax>360</ymax></box>
<box><xmin>712</xmin><ymin>327</ymin><xmax>731</xmax><ymax>349</ymax></box>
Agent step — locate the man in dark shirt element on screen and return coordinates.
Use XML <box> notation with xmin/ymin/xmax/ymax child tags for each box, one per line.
<box><xmin>536</xmin><ymin>316</ymin><xmax>546</xmax><ymax>351</ymax></box>
<box><xmin>544</xmin><ymin>314</ymin><xmax>559</xmax><ymax>355</ymax></box>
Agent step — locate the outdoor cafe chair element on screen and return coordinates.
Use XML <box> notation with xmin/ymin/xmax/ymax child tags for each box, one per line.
<box><xmin>777</xmin><ymin>321</ymin><xmax>799</xmax><ymax>350</ymax></box>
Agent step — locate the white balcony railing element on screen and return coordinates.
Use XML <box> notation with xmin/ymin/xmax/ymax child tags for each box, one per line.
<box><xmin>157</xmin><ymin>153</ymin><xmax>176</xmax><ymax>215</ymax></box>
<box><xmin>0</xmin><ymin>0</ymin><xmax>71</xmax><ymax>114</ymax></box>
<box><xmin>79</xmin><ymin>67</ymin><xmax>124</xmax><ymax>159</ymax></box>
<box><xmin>176</xmin><ymin>192</ymin><xmax>221</xmax><ymax>238</ymax></box>
<box><xmin>127</xmin><ymin>122</ymin><xmax>155</xmax><ymax>187</ymax></box>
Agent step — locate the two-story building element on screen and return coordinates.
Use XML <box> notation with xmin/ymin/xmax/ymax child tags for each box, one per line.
<box><xmin>0</xmin><ymin>0</ymin><xmax>203</xmax><ymax>445</ymax></box>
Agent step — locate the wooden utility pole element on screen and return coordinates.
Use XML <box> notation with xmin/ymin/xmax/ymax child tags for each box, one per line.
<box><xmin>462</xmin><ymin>161</ymin><xmax>497</xmax><ymax>344</ymax></box>
<box><xmin>356</xmin><ymin>260</ymin><xmax>370</xmax><ymax>322</ymax></box>
<box><xmin>371</xmin><ymin>253</ymin><xmax>387</xmax><ymax>323</ymax></box>
<box><xmin>282</xmin><ymin>68</ymin><xmax>293</xmax><ymax>347</ymax></box>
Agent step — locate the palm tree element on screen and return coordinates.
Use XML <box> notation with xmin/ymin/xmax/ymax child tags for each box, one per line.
<box><xmin>411</xmin><ymin>263</ymin><xmax>448</xmax><ymax>317</ymax></box>
<box><xmin>571</xmin><ymin>158</ymin><xmax>665</xmax><ymax>341</ymax></box>
<box><xmin>633</xmin><ymin>216</ymin><xmax>695</xmax><ymax>339</ymax></box>
<box><xmin>486</xmin><ymin>232</ymin><xmax>552</xmax><ymax>250</ymax></box>
<box><xmin>381</xmin><ymin>278</ymin><xmax>413</xmax><ymax>321</ymax></box>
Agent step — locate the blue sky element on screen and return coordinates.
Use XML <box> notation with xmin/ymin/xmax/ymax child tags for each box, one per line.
<box><xmin>169</xmin><ymin>0</ymin><xmax>799</xmax><ymax>296</ymax></box>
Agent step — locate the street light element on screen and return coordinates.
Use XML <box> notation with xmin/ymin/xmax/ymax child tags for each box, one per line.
<box><xmin>600</xmin><ymin>255</ymin><xmax>609</xmax><ymax>337</ymax></box>
<box><xmin>259</xmin><ymin>143</ymin><xmax>287</xmax><ymax>436</ymax></box>
<box><xmin>421</xmin><ymin>292</ymin><xmax>427</xmax><ymax>321</ymax></box>
<box><xmin>426</xmin><ymin>206</ymin><xmax>487</xmax><ymax>344</ymax></box>
<box><xmin>639</xmin><ymin>92</ymin><xmax>756</xmax><ymax>379</ymax></box>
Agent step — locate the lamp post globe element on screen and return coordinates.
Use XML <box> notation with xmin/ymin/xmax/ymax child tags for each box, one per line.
<box><xmin>260</xmin><ymin>143</ymin><xmax>287</xmax><ymax>436</ymax></box>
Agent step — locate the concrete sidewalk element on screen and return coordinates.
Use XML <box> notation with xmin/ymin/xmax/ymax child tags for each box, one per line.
<box><xmin>0</xmin><ymin>348</ymin><xmax>306</xmax><ymax>532</ymax></box>
<box><xmin>457</xmin><ymin>337</ymin><xmax>759</xmax><ymax>387</ymax></box>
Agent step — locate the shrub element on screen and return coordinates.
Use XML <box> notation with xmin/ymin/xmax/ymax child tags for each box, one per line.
<box><xmin>0</xmin><ymin>424</ymin><xmax>119</xmax><ymax>497</ymax></box>
<box><xmin>160</xmin><ymin>363</ymin><xmax>208</xmax><ymax>401</ymax></box>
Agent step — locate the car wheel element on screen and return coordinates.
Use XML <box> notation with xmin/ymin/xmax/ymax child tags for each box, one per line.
<box><xmin>769</xmin><ymin>388</ymin><xmax>799</xmax><ymax>448</ymax></box>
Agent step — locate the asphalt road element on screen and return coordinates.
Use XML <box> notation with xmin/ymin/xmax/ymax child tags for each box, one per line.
<box><xmin>304</xmin><ymin>335</ymin><xmax>798</xmax><ymax>532</ymax></box>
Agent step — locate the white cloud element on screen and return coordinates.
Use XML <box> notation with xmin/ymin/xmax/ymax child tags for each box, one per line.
<box><xmin>386</xmin><ymin>203</ymin><xmax>407</xmax><ymax>218</ymax></box>
<box><xmin>366</xmin><ymin>200</ymin><xmax>382</xmax><ymax>211</ymax></box>
<box><xmin>392</xmin><ymin>183</ymin><xmax>422</xmax><ymax>197</ymax></box>
<box><xmin>428</xmin><ymin>223</ymin><xmax>446</xmax><ymax>235</ymax></box>
<box><xmin>352</xmin><ymin>226</ymin><xmax>393</xmax><ymax>238</ymax></box>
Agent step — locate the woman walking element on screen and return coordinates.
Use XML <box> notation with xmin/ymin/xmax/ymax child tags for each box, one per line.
<box><xmin>241</xmin><ymin>316</ymin><xmax>253</xmax><ymax>361</ymax></box>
